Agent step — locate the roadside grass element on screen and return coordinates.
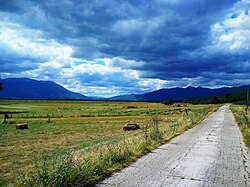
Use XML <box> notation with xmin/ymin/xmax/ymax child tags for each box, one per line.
<box><xmin>18</xmin><ymin>127</ymin><xmax>165</xmax><ymax>187</ymax></box>
<box><xmin>230</xmin><ymin>105</ymin><xmax>250</xmax><ymax>149</ymax></box>
<box><xmin>0</xmin><ymin>100</ymin><xmax>219</xmax><ymax>186</ymax></box>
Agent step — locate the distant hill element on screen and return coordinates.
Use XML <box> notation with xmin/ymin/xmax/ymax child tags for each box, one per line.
<box><xmin>111</xmin><ymin>86</ymin><xmax>250</xmax><ymax>102</ymax></box>
<box><xmin>187</xmin><ymin>89</ymin><xmax>250</xmax><ymax>105</ymax></box>
<box><xmin>0</xmin><ymin>78</ymin><xmax>89</xmax><ymax>100</ymax></box>
<box><xmin>108</xmin><ymin>94</ymin><xmax>141</xmax><ymax>101</ymax></box>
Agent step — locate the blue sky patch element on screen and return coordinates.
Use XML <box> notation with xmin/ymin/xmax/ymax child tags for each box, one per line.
<box><xmin>95</xmin><ymin>60</ymin><xmax>105</xmax><ymax>66</ymax></box>
<box><xmin>73</xmin><ymin>61</ymin><xmax>87</xmax><ymax>66</ymax></box>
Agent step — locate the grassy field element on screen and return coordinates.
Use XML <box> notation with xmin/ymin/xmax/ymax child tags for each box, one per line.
<box><xmin>230</xmin><ymin>105</ymin><xmax>250</xmax><ymax>150</ymax></box>
<box><xmin>0</xmin><ymin>100</ymin><xmax>219</xmax><ymax>186</ymax></box>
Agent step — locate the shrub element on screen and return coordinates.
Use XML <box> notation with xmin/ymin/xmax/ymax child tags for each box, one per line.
<box><xmin>163</xmin><ymin>97</ymin><xmax>173</xmax><ymax>105</ymax></box>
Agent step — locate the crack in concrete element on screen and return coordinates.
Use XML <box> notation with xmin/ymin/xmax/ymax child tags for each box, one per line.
<box><xmin>171</xmin><ymin>175</ymin><xmax>207</xmax><ymax>182</ymax></box>
<box><xmin>170</xmin><ymin>139</ymin><xmax>197</xmax><ymax>171</ymax></box>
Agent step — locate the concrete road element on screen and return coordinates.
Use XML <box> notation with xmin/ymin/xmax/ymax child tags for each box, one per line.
<box><xmin>99</xmin><ymin>105</ymin><xmax>250</xmax><ymax>187</ymax></box>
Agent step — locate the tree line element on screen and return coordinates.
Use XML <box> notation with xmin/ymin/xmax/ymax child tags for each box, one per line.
<box><xmin>185</xmin><ymin>89</ymin><xmax>249</xmax><ymax>105</ymax></box>
<box><xmin>163</xmin><ymin>89</ymin><xmax>249</xmax><ymax>105</ymax></box>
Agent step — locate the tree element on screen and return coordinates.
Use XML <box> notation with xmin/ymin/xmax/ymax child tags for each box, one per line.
<box><xmin>163</xmin><ymin>97</ymin><xmax>173</xmax><ymax>105</ymax></box>
<box><xmin>0</xmin><ymin>83</ymin><xmax>2</xmax><ymax>91</ymax></box>
<box><xmin>185</xmin><ymin>97</ymin><xmax>192</xmax><ymax>103</ymax></box>
<box><xmin>210</xmin><ymin>96</ymin><xmax>219</xmax><ymax>104</ymax></box>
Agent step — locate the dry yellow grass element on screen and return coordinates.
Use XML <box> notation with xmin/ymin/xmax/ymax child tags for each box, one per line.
<box><xmin>0</xmin><ymin>100</ymin><xmax>218</xmax><ymax>186</ymax></box>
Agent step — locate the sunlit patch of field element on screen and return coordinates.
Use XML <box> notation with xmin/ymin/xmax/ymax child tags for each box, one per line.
<box><xmin>0</xmin><ymin>100</ymin><xmax>218</xmax><ymax>186</ymax></box>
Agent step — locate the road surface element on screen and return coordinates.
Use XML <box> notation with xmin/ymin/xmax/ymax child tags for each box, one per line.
<box><xmin>99</xmin><ymin>105</ymin><xmax>250</xmax><ymax>187</ymax></box>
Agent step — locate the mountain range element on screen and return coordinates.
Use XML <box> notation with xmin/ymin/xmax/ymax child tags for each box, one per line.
<box><xmin>113</xmin><ymin>86</ymin><xmax>249</xmax><ymax>102</ymax></box>
<box><xmin>0</xmin><ymin>78</ymin><xmax>249</xmax><ymax>101</ymax></box>
<box><xmin>0</xmin><ymin>78</ymin><xmax>88</xmax><ymax>100</ymax></box>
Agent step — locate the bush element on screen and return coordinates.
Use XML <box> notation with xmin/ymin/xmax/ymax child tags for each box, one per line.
<box><xmin>163</xmin><ymin>97</ymin><xmax>173</xmax><ymax>105</ymax></box>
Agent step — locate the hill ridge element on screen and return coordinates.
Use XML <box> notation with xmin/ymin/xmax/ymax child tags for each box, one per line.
<box><xmin>0</xmin><ymin>78</ymin><xmax>88</xmax><ymax>100</ymax></box>
<box><xmin>112</xmin><ymin>85</ymin><xmax>249</xmax><ymax>102</ymax></box>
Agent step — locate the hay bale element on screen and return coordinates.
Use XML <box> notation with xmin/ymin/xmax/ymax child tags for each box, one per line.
<box><xmin>123</xmin><ymin>124</ymin><xmax>140</xmax><ymax>131</ymax></box>
<box><xmin>16</xmin><ymin>123</ymin><xmax>29</xmax><ymax>129</ymax></box>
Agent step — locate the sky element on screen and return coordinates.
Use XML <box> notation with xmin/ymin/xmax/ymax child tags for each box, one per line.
<box><xmin>0</xmin><ymin>0</ymin><xmax>250</xmax><ymax>97</ymax></box>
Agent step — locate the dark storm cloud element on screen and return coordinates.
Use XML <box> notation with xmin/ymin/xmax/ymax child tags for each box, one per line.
<box><xmin>2</xmin><ymin>0</ymin><xmax>236</xmax><ymax>57</ymax></box>
<box><xmin>0</xmin><ymin>59</ymin><xmax>39</xmax><ymax>73</ymax></box>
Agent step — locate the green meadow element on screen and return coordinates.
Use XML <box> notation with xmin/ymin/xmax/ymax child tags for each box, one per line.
<box><xmin>0</xmin><ymin>100</ymin><xmax>219</xmax><ymax>186</ymax></box>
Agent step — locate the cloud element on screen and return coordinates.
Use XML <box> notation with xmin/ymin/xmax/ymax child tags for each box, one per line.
<box><xmin>211</xmin><ymin>3</ymin><xmax>250</xmax><ymax>52</ymax></box>
<box><xmin>59</xmin><ymin>61</ymin><xmax>168</xmax><ymax>97</ymax></box>
<box><xmin>0</xmin><ymin>21</ymin><xmax>73</xmax><ymax>70</ymax></box>
<box><xmin>0</xmin><ymin>0</ymin><xmax>250</xmax><ymax>97</ymax></box>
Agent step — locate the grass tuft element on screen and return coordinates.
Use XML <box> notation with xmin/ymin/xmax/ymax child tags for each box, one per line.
<box><xmin>230</xmin><ymin>105</ymin><xmax>250</xmax><ymax>149</ymax></box>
